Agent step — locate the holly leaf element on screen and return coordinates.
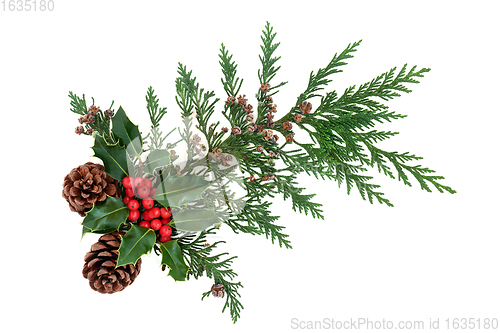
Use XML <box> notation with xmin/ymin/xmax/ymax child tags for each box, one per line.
<box><xmin>170</xmin><ymin>208</ymin><xmax>220</xmax><ymax>232</ymax></box>
<box><xmin>116</xmin><ymin>224</ymin><xmax>156</xmax><ymax>267</ymax></box>
<box><xmin>160</xmin><ymin>240</ymin><xmax>189</xmax><ymax>281</ymax></box>
<box><xmin>143</xmin><ymin>149</ymin><xmax>170</xmax><ymax>175</ymax></box>
<box><xmin>111</xmin><ymin>106</ymin><xmax>143</xmax><ymax>158</ymax></box>
<box><xmin>153</xmin><ymin>173</ymin><xmax>210</xmax><ymax>208</ymax></box>
<box><xmin>81</xmin><ymin>197</ymin><xmax>128</xmax><ymax>237</ymax></box>
<box><xmin>92</xmin><ymin>134</ymin><xmax>130</xmax><ymax>181</ymax></box>
<box><xmin>81</xmin><ymin>225</ymin><xmax>117</xmax><ymax>239</ymax></box>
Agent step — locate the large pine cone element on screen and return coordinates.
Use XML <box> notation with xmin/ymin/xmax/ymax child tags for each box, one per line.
<box><xmin>82</xmin><ymin>232</ymin><xmax>141</xmax><ymax>294</ymax></box>
<box><xmin>62</xmin><ymin>162</ymin><xmax>120</xmax><ymax>217</ymax></box>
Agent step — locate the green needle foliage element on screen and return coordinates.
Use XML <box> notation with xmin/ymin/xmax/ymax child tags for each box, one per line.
<box><xmin>68</xmin><ymin>21</ymin><xmax>455</xmax><ymax>324</ymax></box>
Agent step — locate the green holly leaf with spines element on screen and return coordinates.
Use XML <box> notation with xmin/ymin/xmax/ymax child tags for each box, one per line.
<box><xmin>92</xmin><ymin>134</ymin><xmax>131</xmax><ymax>181</ymax></box>
<box><xmin>111</xmin><ymin>106</ymin><xmax>143</xmax><ymax>159</ymax></box>
<box><xmin>153</xmin><ymin>173</ymin><xmax>210</xmax><ymax>208</ymax></box>
<box><xmin>170</xmin><ymin>208</ymin><xmax>220</xmax><ymax>232</ymax></box>
<box><xmin>116</xmin><ymin>224</ymin><xmax>156</xmax><ymax>267</ymax></box>
<box><xmin>81</xmin><ymin>197</ymin><xmax>129</xmax><ymax>237</ymax></box>
<box><xmin>160</xmin><ymin>240</ymin><xmax>189</xmax><ymax>281</ymax></box>
<box><xmin>143</xmin><ymin>149</ymin><xmax>171</xmax><ymax>175</ymax></box>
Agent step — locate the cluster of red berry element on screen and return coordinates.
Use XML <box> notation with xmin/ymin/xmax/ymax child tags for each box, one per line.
<box><xmin>122</xmin><ymin>176</ymin><xmax>173</xmax><ymax>243</ymax></box>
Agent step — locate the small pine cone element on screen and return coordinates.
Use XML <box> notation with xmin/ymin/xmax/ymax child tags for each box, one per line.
<box><xmin>260</xmin><ymin>83</ymin><xmax>271</xmax><ymax>92</ymax></box>
<box><xmin>211</xmin><ymin>283</ymin><xmax>225</xmax><ymax>298</ymax></box>
<box><xmin>225</xmin><ymin>96</ymin><xmax>236</xmax><ymax>106</ymax></box>
<box><xmin>75</xmin><ymin>126</ymin><xmax>84</xmax><ymax>135</ymax></box>
<box><xmin>256</xmin><ymin>145</ymin><xmax>264</xmax><ymax>152</ymax></box>
<box><xmin>237</xmin><ymin>95</ymin><xmax>247</xmax><ymax>106</ymax></box>
<box><xmin>62</xmin><ymin>162</ymin><xmax>120</xmax><ymax>217</ymax></box>
<box><xmin>221</xmin><ymin>127</ymin><xmax>229</xmax><ymax>133</ymax></box>
<box><xmin>246</xmin><ymin>114</ymin><xmax>254</xmax><ymax>122</ymax></box>
<box><xmin>294</xmin><ymin>114</ymin><xmax>302</xmax><ymax>123</ymax></box>
<box><xmin>265</xmin><ymin>96</ymin><xmax>273</xmax><ymax>103</ymax></box>
<box><xmin>286</xmin><ymin>134</ymin><xmax>294</xmax><ymax>143</ymax></box>
<box><xmin>105</xmin><ymin>109</ymin><xmax>114</xmax><ymax>117</ymax></box>
<box><xmin>88</xmin><ymin>105</ymin><xmax>100</xmax><ymax>116</ymax></box>
<box><xmin>82</xmin><ymin>232</ymin><xmax>142</xmax><ymax>294</ymax></box>
<box><xmin>300</xmin><ymin>101</ymin><xmax>312</xmax><ymax>114</ymax></box>
<box><xmin>231</xmin><ymin>126</ymin><xmax>241</xmax><ymax>135</ymax></box>
<box><xmin>244</xmin><ymin>104</ymin><xmax>253</xmax><ymax>113</ymax></box>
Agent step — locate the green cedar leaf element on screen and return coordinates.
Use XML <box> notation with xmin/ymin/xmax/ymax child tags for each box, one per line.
<box><xmin>171</xmin><ymin>208</ymin><xmax>220</xmax><ymax>232</ymax></box>
<box><xmin>153</xmin><ymin>173</ymin><xmax>210</xmax><ymax>208</ymax></box>
<box><xmin>160</xmin><ymin>240</ymin><xmax>189</xmax><ymax>281</ymax></box>
<box><xmin>92</xmin><ymin>134</ymin><xmax>130</xmax><ymax>180</ymax></box>
<box><xmin>143</xmin><ymin>149</ymin><xmax>170</xmax><ymax>175</ymax></box>
<box><xmin>111</xmin><ymin>106</ymin><xmax>143</xmax><ymax>158</ymax></box>
<box><xmin>116</xmin><ymin>224</ymin><xmax>156</xmax><ymax>267</ymax></box>
<box><xmin>81</xmin><ymin>197</ymin><xmax>128</xmax><ymax>237</ymax></box>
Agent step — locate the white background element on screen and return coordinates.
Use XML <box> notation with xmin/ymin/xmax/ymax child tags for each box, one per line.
<box><xmin>1</xmin><ymin>1</ymin><xmax>499</xmax><ymax>332</ymax></box>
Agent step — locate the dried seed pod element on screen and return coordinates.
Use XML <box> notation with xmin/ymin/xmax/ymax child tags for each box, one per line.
<box><xmin>211</xmin><ymin>283</ymin><xmax>225</xmax><ymax>298</ymax></box>
<box><xmin>231</xmin><ymin>126</ymin><xmax>242</xmax><ymax>135</ymax></box>
<box><xmin>225</xmin><ymin>96</ymin><xmax>236</xmax><ymax>106</ymax></box>
<box><xmin>260</xmin><ymin>82</ymin><xmax>271</xmax><ymax>92</ymax></box>
<box><xmin>221</xmin><ymin>127</ymin><xmax>229</xmax><ymax>133</ymax></box>
<box><xmin>237</xmin><ymin>95</ymin><xmax>247</xmax><ymax>105</ymax></box>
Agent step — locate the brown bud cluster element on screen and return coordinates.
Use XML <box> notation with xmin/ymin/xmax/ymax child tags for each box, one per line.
<box><xmin>299</xmin><ymin>101</ymin><xmax>312</xmax><ymax>114</ymax></box>
<box><xmin>283</xmin><ymin>121</ymin><xmax>293</xmax><ymax>131</ymax></box>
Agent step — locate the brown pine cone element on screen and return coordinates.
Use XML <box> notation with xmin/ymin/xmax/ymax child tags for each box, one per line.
<box><xmin>62</xmin><ymin>162</ymin><xmax>120</xmax><ymax>217</ymax></box>
<box><xmin>82</xmin><ymin>232</ymin><xmax>141</xmax><ymax>294</ymax></box>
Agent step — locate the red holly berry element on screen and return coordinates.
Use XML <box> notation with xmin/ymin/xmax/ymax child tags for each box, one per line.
<box><xmin>143</xmin><ymin>210</ymin><xmax>151</xmax><ymax>221</ymax></box>
<box><xmin>133</xmin><ymin>177</ymin><xmax>144</xmax><ymax>188</ymax></box>
<box><xmin>128</xmin><ymin>209</ymin><xmax>140</xmax><ymax>221</ymax></box>
<box><xmin>125</xmin><ymin>187</ymin><xmax>135</xmax><ymax>197</ymax></box>
<box><xmin>160</xmin><ymin>207</ymin><xmax>172</xmax><ymax>219</ymax></box>
<box><xmin>142</xmin><ymin>198</ymin><xmax>154</xmax><ymax>209</ymax></box>
<box><xmin>127</xmin><ymin>199</ymin><xmax>139</xmax><ymax>211</ymax></box>
<box><xmin>159</xmin><ymin>235</ymin><xmax>171</xmax><ymax>243</ymax></box>
<box><xmin>161</xmin><ymin>218</ymin><xmax>171</xmax><ymax>225</ymax></box>
<box><xmin>149</xmin><ymin>207</ymin><xmax>160</xmax><ymax>219</ymax></box>
<box><xmin>150</xmin><ymin>219</ymin><xmax>162</xmax><ymax>230</ymax></box>
<box><xmin>139</xmin><ymin>221</ymin><xmax>150</xmax><ymax>228</ymax></box>
<box><xmin>137</xmin><ymin>187</ymin><xmax>149</xmax><ymax>198</ymax></box>
<box><xmin>149</xmin><ymin>187</ymin><xmax>157</xmax><ymax>197</ymax></box>
<box><xmin>123</xmin><ymin>196</ymin><xmax>132</xmax><ymax>205</ymax></box>
<box><xmin>122</xmin><ymin>176</ymin><xmax>133</xmax><ymax>189</ymax></box>
<box><xmin>160</xmin><ymin>225</ymin><xmax>172</xmax><ymax>237</ymax></box>
<box><xmin>141</xmin><ymin>178</ymin><xmax>153</xmax><ymax>189</ymax></box>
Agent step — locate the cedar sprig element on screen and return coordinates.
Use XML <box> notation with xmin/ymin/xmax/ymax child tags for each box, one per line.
<box><xmin>179</xmin><ymin>228</ymin><xmax>243</xmax><ymax>323</ymax></box>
